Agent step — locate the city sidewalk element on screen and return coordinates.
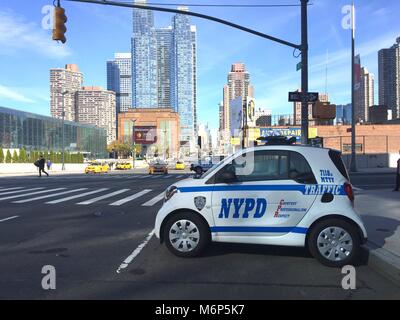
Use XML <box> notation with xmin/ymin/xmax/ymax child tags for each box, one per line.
<box><xmin>355</xmin><ymin>189</ymin><xmax>400</xmax><ymax>284</ymax></box>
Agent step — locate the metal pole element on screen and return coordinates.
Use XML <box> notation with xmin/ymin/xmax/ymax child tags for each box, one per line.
<box><xmin>300</xmin><ymin>0</ymin><xmax>309</xmax><ymax>145</ymax></box>
<box><xmin>132</xmin><ymin>120</ymin><xmax>136</xmax><ymax>168</ymax></box>
<box><xmin>350</xmin><ymin>1</ymin><xmax>357</xmax><ymax>172</ymax></box>
<box><xmin>61</xmin><ymin>91</ymin><xmax>66</xmax><ymax>171</ymax></box>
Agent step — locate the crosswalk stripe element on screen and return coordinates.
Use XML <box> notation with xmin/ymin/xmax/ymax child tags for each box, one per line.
<box><xmin>0</xmin><ymin>188</ymin><xmax>66</xmax><ymax>201</ymax></box>
<box><xmin>77</xmin><ymin>189</ymin><xmax>130</xmax><ymax>205</ymax></box>
<box><xmin>0</xmin><ymin>187</ymin><xmax>25</xmax><ymax>192</ymax></box>
<box><xmin>176</xmin><ymin>175</ymin><xmax>184</xmax><ymax>179</ymax></box>
<box><xmin>109</xmin><ymin>189</ymin><xmax>152</xmax><ymax>206</ymax></box>
<box><xmin>45</xmin><ymin>188</ymin><xmax>109</xmax><ymax>204</ymax></box>
<box><xmin>163</xmin><ymin>175</ymin><xmax>173</xmax><ymax>179</ymax></box>
<box><xmin>12</xmin><ymin>188</ymin><xmax>88</xmax><ymax>204</ymax></box>
<box><xmin>141</xmin><ymin>192</ymin><xmax>165</xmax><ymax>207</ymax></box>
<box><xmin>138</xmin><ymin>175</ymin><xmax>149</xmax><ymax>179</ymax></box>
<box><xmin>0</xmin><ymin>216</ymin><xmax>19</xmax><ymax>223</ymax></box>
<box><xmin>0</xmin><ymin>187</ymin><xmax>44</xmax><ymax>196</ymax></box>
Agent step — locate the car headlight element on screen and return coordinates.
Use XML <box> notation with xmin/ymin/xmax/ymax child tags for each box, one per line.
<box><xmin>165</xmin><ymin>186</ymin><xmax>178</xmax><ymax>202</ymax></box>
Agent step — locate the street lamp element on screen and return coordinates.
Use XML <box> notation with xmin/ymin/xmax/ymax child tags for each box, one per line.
<box><xmin>61</xmin><ymin>90</ymin><xmax>69</xmax><ymax>171</ymax></box>
<box><xmin>130</xmin><ymin>119</ymin><xmax>136</xmax><ymax>168</ymax></box>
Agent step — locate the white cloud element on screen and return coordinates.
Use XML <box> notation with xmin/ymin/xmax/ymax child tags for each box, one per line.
<box><xmin>0</xmin><ymin>9</ymin><xmax>72</xmax><ymax>59</ymax></box>
<box><xmin>0</xmin><ymin>84</ymin><xmax>36</xmax><ymax>104</ymax></box>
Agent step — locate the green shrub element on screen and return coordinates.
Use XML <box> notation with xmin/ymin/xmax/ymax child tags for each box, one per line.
<box><xmin>19</xmin><ymin>148</ymin><xmax>27</xmax><ymax>163</ymax></box>
<box><xmin>5</xmin><ymin>150</ymin><xmax>12</xmax><ymax>163</ymax></box>
<box><xmin>0</xmin><ymin>149</ymin><xmax>4</xmax><ymax>163</ymax></box>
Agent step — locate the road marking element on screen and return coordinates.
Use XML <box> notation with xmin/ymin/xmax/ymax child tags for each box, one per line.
<box><xmin>46</xmin><ymin>188</ymin><xmax>109</xmax><ymax>204</ymax></box>
<box><xmin>176</xmin><ymin>175</ymin><xmax>185</xmax><ymax>179</ymax></box>
<box><xmin>77</xmin><ymin>189</ymin><xmax>130</xmax><ymax>205</ymax></box>
<box><xmin>109</xmin><ymin>189</ymin><xmax>152</xmax><ymax>206</ymax></box>
<box><xmin>12</xmin><ymin>188</ymin><xmax>88</xmax><ymax>203</ymax></box>
<box><xmin>352</xmin><ymin>186</ymin><xmax>364</xmax><ymax>191</ymax></box>
<box><xmin>0</xmin><ymin>188</ymin><xmax>65</xmax><ymax>201</ymax></box>
<box><xmin>141</xmin><ymin>192</ymin><xmax>165</xmax><ymax>206</ymax></box>
<box><xmin>0</xmin><ymin>216</ymin><xmax>19</xmax><ymax>223</ymax></box>
<box><xmin>0</xmin><ymin>187</ymin><xmax>44</xmax><ymax>196</ymax></box>
<box><xmin>0</xmin><ymin>187</ymin><xmax>25</xmax><ymax>192</ymax></box>
<box><xmin>116</xmin><ymin>229</ymin><xmax>155</xmax><ymax>274</ymax></box>
<box><xmin>163</xmin><ymin>175</ymin><xmax>173</xmax><ymax>179</ymax></box>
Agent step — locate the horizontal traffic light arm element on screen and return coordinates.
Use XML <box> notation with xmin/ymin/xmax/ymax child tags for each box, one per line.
<box><xmin>66</xmin><ymin>0</ymin><xmax>301</xmax><ymax>50</ymax></box>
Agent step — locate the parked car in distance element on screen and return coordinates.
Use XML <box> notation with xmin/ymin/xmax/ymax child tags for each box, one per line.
<box><xmin>85</xmin><ymin>162</ymin><xmax>109</xmax><ymax>174</ymax></box>
<box><xmin>149</xmin><ymin>160</ymin><xmax>168</xmax><ymax>175</ymax></box>
<box><xmin>116</xmin><ymin>162</ymin><xmax>132</xmax><ymax>170</ymax></box>
<box><xmin>175</xmin><ymin>161</ymin><xmax>185</xmax><ymax>170</ymax></box>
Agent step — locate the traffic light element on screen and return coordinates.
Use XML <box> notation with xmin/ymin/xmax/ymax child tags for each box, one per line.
<box><xmin>312</xmin><ymin>100</ymin><xmax>336</xmax><ymax>120</ymax></box>
<box><xmin>52</xmin><ymin>6</ymin><xmax>67</xmax><ymax>44</ymax></box>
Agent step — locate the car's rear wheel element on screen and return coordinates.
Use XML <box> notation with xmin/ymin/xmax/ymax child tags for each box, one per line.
<box><xmin>308</xmin><ymin>218</ymin><xmax>360</xmax><ymax>268</ymax></box>
<box><xmin>164</xmin><ymin>213</ymin><xmax>210</xmax><ymax>258</ymax></box>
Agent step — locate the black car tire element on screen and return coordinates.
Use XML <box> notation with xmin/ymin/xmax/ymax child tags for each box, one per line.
<box><xmin>308</xmin><ymin>218</ymin><xmax>361</xmax><ymax>268</ymax></box>
<box><xmin>164</xmin><ymin>212</ymin><xmax>210</xmax><ymax>258</ymax></box>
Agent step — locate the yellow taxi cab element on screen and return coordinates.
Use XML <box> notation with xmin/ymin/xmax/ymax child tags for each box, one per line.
<box><xmin>175</xmin><ymin>160</ymin><xmax>185</xmax><ymax>170</ymax></box>
<box><xmin>85</xmin><ymin>162</ymin><xmax>110</xmax><ymax>174</ymax></box>
<box><xmin>116</xmin><ymin>162</ymin><xmax>132</xmax><ymax>170</ymax></box>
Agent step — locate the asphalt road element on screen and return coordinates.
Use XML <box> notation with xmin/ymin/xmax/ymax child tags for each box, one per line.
<box><xmin>0</xmin><ymin>171</ymin><xmax>398</xmax><ymax>300</ymax></box>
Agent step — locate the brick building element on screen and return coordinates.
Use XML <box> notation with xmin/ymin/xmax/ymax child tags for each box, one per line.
<box><xmin>118</xmin><ymin>108</ymin><xmax>180</xmax><ymax>158</ymax></box>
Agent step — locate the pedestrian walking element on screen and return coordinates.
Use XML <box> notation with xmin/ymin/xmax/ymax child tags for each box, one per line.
<box><xmin>394</xmin><ymin>152</ymin><xmax>400</xmax><ymax>192</ymax></box>
<box><xmin>37</xmin><ymin>155</ymin><xmax>49</xmax><ymax>177</ymax></box>
<box><xmin>47</xmin><ymin>159</ymin><xmax>52</xmax><ymax>170</ymax></box>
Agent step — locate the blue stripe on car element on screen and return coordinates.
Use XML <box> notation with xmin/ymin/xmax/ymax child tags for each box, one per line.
<box><xmin>210</xmin><ymin>226</ymin><xmax>308</xmax><ymax>234</ymax></box>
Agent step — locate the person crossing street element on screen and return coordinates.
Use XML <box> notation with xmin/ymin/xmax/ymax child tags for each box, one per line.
<box><xmin>37</xmin><ymin>155</ymin><xmax>49</xmax><ymax>177</ymax></box>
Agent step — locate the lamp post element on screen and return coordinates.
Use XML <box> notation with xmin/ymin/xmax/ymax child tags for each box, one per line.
<box><xmin>61</xmin><ymin>90</ymin><xmax>69</xmax><ymax>171</ymax></box>
<box><xmin>131</xmin><ymin>119</ymin><xmax>136</xmax><ymax>168</ymax></box>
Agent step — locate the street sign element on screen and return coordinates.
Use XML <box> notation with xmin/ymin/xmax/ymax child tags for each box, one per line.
<box><xmin>288</xmin><ymin>92</ymin><xmax>319</xmax><ymax>103</ymax></box>
<box><xmin>296</xmin><ymin>62</ymin><xmax>302</xmax><ymax>71</ymax></box>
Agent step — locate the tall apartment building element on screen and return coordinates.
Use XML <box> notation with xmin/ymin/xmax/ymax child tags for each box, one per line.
<box><xmin>293</xmin><ymin>92</ymin><xmax>329</xmax><ymax>126</ymax></box>
<box><xmin>50</xmin><ymin>64</ymin><xmax>83</xmax><ymax>121</ymax></box>
<box><xmin>222</xmin><ymin>63</ymin><xmax>254</xmax><ymax>132</ymax></box>
<box><xmin>156</xmin><ymin>27</ymin><xmax>173</xmax><ymax>108</ymax></box>
<box><xmin>131</xmin><ymin>0</ymin><xmax>158</xmax><ymax>108</ymax></box>
<box><xmin>75</xmin><ymin>86</ymin><xmax>116</xmax><ymax>144</ymax></box>
<box><xmin>378</xmin><ymin>37</ymin><xmax>400</xmax><ymax>119</ymax></box>
<box><xmin>107</xmin><ymin>53</ymin><xmax>132</xmax><ymax>113</ymax></box>
<box><xmin>171</xmin><ymin>8</ymin><xmax>197</xmax><ymax>153</ymax></box>
<box><xmin>131</xmin><ymin>3</ymin><xmax>197</xmax><ymax>154</ymax></box>
<box><xmin>355</xmin><ymin>67</ymin><xmax>374</xmax><ymax>123</ymax></box>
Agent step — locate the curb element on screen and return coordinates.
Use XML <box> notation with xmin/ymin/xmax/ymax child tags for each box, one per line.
<box><xmin>366</xmin><ymin>241</ymin><xmax>400</xmax><ymax>287</ymax></box>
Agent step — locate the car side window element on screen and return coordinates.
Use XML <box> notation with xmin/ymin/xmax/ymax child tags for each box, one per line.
<box><xmin>288</xmin><ymin>151</ymin><xmax>317</xmax><ymax>184</ymax></box>
<box><xmin>238</xmin><ymin>150</ymin><xmax>289</xmax><ymax>182</ymax></box>
<box><xmin>213</xmin><ymin>150</ymin><xmax>289</xmax><ymax>183</ymax></box>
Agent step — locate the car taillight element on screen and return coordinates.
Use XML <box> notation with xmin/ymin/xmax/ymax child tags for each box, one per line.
<box><xmin>344</xmin><ymin>183</ymin><xmax>354</xmax><ymax>202</ymax></box>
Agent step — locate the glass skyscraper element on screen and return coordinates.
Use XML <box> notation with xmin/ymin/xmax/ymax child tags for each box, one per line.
<box><xmin>107</xmin><ymin>53</ymin><xmax>132</xmax><ymax>113</ymax></box>
<box><xmin>171</xmin><ymin>8</ymin><xmax>197</xmax><ymax>152</ymax></box>
<box><xmin>131</xmin><ymin>0</ymin><xmax>158</xmax><ymax>108</ymax></box>
<box><xmin>156</xmin><ymin>27</ymin><xmax>173</xmax><ymax>108</ymax></box>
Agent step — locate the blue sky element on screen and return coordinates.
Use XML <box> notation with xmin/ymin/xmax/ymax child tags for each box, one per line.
<box><xmin>0</xmin><ymin>0</ymin><xmax>399</xmax><ymax>130</ymax></box>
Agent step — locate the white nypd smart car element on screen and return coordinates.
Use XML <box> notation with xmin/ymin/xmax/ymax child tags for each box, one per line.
<box><xmin>154</xmin><ymin>144</ymin><xmax>367</xmax><ymax>267</ymax></box>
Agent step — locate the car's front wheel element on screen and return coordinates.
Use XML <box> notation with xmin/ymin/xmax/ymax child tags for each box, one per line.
<box><xmin>164</xmin><ymin>213</ymin><xmax>210</xmax><ymax>258</ymax></box>
<box><xmin>308</xmin><ymin>218</ymin><xmax>361</xmax><ymax>268</ymax></box>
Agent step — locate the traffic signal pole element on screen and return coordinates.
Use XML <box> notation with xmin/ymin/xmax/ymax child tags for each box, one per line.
<box><xmin>300</xmin><ymin>0</ymin><xmax>309</xmax><ymax>145</ymax></box>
